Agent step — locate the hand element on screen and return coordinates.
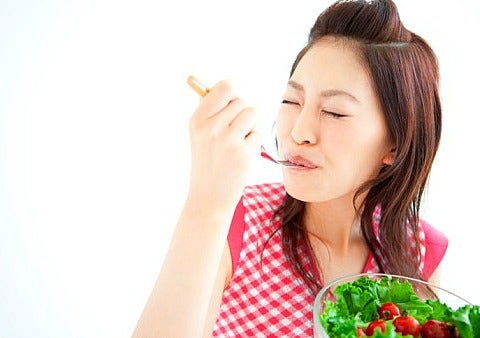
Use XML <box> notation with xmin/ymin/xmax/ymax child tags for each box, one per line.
<box><xmin>186</xmin><ymin>79</ymin><xmax>261</xmax><ymax>214</ymax></box>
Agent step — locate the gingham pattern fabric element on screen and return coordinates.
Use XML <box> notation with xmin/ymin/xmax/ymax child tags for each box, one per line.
<box><xmin>212</xmin><ymin>183</ymin><xmax>426</xmax><ymax>337</ymax></box>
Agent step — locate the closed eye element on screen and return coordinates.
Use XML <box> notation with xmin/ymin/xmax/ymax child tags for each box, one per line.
<box><xmin>323</xmin><ymin>110</ymin><xmax>347</xmax><ymax>118</ymax></box>
<box><xmin>281</xmin><ymin>99</ymin><xmax>299</xmax><ymax>105</ymax></box>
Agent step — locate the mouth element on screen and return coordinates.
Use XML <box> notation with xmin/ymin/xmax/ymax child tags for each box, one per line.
<box><xmin>284</xmin><ymin>154</ymin><xmax>318</xmax><ymax>169</ymax></box>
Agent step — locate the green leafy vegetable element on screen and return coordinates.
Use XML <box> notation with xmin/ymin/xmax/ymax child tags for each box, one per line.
<box><xmin>318</xmin><ymin>276</ymin><xmax>479</xmax><ymax>337</ymax></box>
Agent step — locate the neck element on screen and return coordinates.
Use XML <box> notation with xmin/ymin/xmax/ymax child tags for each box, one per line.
<box><xmin>304</xmin><ymin>194</ymin><xmax>364</xmax><ymax>254</ymax></box>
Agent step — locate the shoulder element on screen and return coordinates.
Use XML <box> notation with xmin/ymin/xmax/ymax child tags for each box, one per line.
<box><xmin>371</xmin><ymin>207</ymin><xmax>448</xmax><ymax>280</ymax></box>
<box><xmin>419</xmin><ymin>219</ymin><xmax>448</xmax><ymax>280</ymax></box>
<box><xmin>420</xmin><ymin>220</ymin><xmax>448</xmax><ymax>247</ymax></box>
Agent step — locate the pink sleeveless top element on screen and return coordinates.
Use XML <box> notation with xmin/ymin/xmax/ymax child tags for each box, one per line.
<box><xmin>212</xmin><ymin>183</ymin><xmax>448</xmax><ymax>337</ymax></box>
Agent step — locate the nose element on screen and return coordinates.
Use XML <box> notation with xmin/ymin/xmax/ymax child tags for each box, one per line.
<box><xmin>290</xmin><ymin>108</ymin><xmax>318</xmax><ymax>145</ymax></box>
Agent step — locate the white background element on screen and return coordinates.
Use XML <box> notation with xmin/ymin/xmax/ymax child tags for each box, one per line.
<box><xmin>1</xmin><ymin>1</ymin><xmax>479</xmax><ymax>337</ymax></box>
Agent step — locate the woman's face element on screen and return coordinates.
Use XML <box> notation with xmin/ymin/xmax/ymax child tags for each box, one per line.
<box><xmin>276</xmin><ymin>36</ymin><xmax>394</xmax><ymax>203</ymax></box>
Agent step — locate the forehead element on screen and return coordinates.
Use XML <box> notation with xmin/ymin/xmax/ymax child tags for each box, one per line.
<box><xmin>291</xmin><ymin>36</ymin><xmax>375</xmax><ymax>99</ymax></box>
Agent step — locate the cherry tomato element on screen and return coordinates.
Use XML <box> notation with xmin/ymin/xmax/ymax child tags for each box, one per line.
<box><xmin>446</xmin><ymin>322</ymin><xmax>460</xmax><ymax>338</ymax></box>
<box><xmin>365</xmin><ymin>320</ymin><xmax>386</xmax><ymax>335</ymax></box>
<box><xmin>421</xmin><ymin>320</ymin><xmax>449</xmax><ymax>338</ymax></box>
<box><xmin>378</xmin><ymin>302</ymin><xmax>401</xmax><ymax>320</ymax></box>
<box><xmin>393</xmin><ymin>315</ymin><xmax>421</xmax><ymax>337</ymax></box>
<box><xmin>356</xmin><ymin>326</ymin><xmax>367</xmax><ymax>337</ymax></box>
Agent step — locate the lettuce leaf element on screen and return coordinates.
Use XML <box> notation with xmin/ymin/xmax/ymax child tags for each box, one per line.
<box><xmin>317</xmin><ymin>276</ymin><xmax>479</xmax><ymax>338</ymax></box>
<box><xmin>469</xmin><ymin>305</ymin><xmax>480</xmax><ymax>338</ymax></box>
<box><xmin>447</xmin><ymin>304</ymin><xmax>480</xmax><ymax>338</ymax></box>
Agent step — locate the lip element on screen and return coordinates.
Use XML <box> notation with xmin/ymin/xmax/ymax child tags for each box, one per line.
<box><xmin>283</xmin><ymin>153</ymin><xmax>318</xmax><ymax>169</ymax></box>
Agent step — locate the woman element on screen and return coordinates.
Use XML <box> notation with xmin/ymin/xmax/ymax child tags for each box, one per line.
<box><xmin>133</xmin><ymin>0</ymin><xmax>446</xmax><ymax>336</ymax></box>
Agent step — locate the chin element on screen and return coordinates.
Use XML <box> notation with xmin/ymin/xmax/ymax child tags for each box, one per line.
<box><xmin>283</xmin><ymin>176</ymin><xmax>355</xmax><ymax>204</ymax></box>
<box><xmin>283</xmin><ymin>179</ymin><xmax>326</xmax><ymax>203</ymax></box>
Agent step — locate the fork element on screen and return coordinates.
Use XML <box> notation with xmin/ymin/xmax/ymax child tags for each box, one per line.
<box><xmin>260</xmin><ymin>146</ymin><xmax>301</xmax><ymax>167</ymax></box>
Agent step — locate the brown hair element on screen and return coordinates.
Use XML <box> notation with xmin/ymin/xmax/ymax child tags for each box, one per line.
<box><xmin>275</xmin><ymin>0</ymin><xmax>442</xmax><ymax>294</ymax></box>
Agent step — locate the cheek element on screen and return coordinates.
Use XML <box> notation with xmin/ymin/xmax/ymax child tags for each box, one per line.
<box><xmin>339</xmin><ymin>124</ymin><xmax>390</xmax><ymax>173</ymax></box>
<box><xmin>275</xmin><ymin>111</ymin><xmax>295</xmax><ymax>143</ymax></box>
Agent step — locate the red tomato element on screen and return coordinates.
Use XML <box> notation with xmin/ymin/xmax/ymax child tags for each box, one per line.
<box><xmin>356</xmin><ymin>326</ymin><xmax>367</xmax><ymax>337</ymax></box>
<box><xmin>365</xmin><ymin>320</ymin><xmax>386</xmax><ymax>335</ymax></box>
<box><xmin>446</xmin><ymin>322</ymin><xmax>460</xmax><ymax>338</ymax></box>
<box><xmin>378</xmin><ymin>302</ymin><xmax>401</xmax><ymax>320</ymax></box>
<box><xmin>421</xmin><ymin>320</ymin><xmax>449</xmax><ymax>338</ymax></box>
<box><xmin>393</xmin><ymin>315</ymin><xmax>421</xmax><ymax>337</ymax></box>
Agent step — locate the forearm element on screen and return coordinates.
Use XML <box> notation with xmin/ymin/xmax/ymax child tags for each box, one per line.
<box><xmin>133</xmin><ymin>79</ymin><xmax>259</xmax><ymax>337</ymax></box>
<box><xmin>132</xmin><ymin>203</ymin><xmax>234</xmax><ymax>338</ymax></box>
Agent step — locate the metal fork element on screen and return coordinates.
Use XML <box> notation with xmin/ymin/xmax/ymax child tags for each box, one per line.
<box><xmin>260</xmin><ymin>146</ymin><xmax>300</xmax><ymax>167</ymax></box>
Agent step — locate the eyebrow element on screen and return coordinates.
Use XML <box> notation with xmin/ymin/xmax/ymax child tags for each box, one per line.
<box><xmin>287</xmin><ymin>80</ymin><xmax>359</xmax><ymax>103</ymax></box>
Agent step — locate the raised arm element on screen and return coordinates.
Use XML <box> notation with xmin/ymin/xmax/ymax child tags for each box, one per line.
<box><xmin>132</xmin><ymin>80</ymin><xmax>261</xmax><ymax>337</ymax></box>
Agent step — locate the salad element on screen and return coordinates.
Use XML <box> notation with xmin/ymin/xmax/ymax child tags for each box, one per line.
<box><xmin>318</xmin><ymin>276</ymin><xmax>480</xmax><ymax>337</ymax></box>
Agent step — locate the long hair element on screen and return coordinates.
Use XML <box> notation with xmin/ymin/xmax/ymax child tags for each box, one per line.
<box><xmin>276</xmin><ymin>0</ymin><xmax>442</xmax><ymax>294</ymax></box>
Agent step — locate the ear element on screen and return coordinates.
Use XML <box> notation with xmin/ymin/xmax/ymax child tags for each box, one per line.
<box><xmin>382</xmin><ymin>148</ymin><xmax>396</xmax><ymax>166</ymax></box>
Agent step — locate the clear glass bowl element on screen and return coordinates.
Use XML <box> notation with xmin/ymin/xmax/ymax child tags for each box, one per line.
<box><xmin>313</xmin><ymin>273</ymin><xmax>473</xmax><ymax>338</ymax></box>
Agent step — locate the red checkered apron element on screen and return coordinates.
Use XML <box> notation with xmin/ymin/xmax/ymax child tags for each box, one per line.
<box><xmin>212</xmin><ymin>183</ymin><xmax>427</xmax><ymax>337</ymax></box>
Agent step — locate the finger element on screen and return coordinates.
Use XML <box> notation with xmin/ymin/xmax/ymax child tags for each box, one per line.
<box><xmin>244</xmin><ymin>130</ymin><xmax>263</xmax><ymax>150</ymax></box>
<box><xmin>192</xmin><ymin>98</ymin><xmax>247</xmax><ymax>137</ymax></box>
<box><xmin>212</xmin><ymin>98</ymin><xmax>247</xmax><ymax>127</ymax></box>
<box><xmin>226</xmin><ymin>107</ymin><xmax>258</xmax><ymax>141</ymax></box>
<box><xmin>195</xmin><ymin>80</ymin><xmax>237</xmax><ymax>120</ymax></box>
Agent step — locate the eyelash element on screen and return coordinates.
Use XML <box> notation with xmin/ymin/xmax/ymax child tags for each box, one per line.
<box><xmin>323</xmin><ymin>110</ymin><xmax>345</xmax><ymax>119</ymax></box>
<box><xmin>281</xmin><ymin>99</ymin><xmax>297</xmax><ymax>105</ymax></box>
<box><xmin>281</xmin><ymin>100</ymin><xmax>346</xmax><ymax>118</ymax></box>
